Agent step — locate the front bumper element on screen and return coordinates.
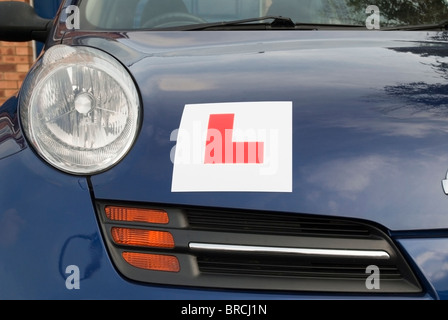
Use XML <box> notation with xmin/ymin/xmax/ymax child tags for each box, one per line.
<box><xmin>0</xmin><ymin>145</ymin><xmax>445</xmax><ymax>300</ymax></box>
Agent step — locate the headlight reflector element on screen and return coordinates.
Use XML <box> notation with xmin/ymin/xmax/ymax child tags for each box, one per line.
<box><xmin>20</xmin><ymin>45</ymin><xmax>141</xmax><ymax>175</ymax></box>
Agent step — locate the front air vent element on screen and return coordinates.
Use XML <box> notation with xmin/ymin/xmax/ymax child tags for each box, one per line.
<box><xmin>196</xmin><ymin>255</ymin><xmax>402</xmax><ymax>279</ymax></box>
<box><xmin>186</xmin><ymin>209</ymin><xmax>372</xmax><ymax>237</ymax></box>
<box><xmin>95</xmin><ymin>201</ymin><xmax>422</xmax><ymax>294</ymax></box>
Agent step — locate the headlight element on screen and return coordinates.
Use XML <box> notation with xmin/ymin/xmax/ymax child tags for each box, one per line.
<box><xmin>20</xmin><ymin>45</ymin><xmax>141</xmax><ymax>175</ymax></box>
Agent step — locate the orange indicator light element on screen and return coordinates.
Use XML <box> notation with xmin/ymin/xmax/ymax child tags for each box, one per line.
<box><xmin>105</xmin><ymin>206</ymin><xmax>169</xmax><ymax>224</ymax></box>
<box><xmin>122</xmin><ymin>252</ymin><xmax>180</xmax><ymax>272</ymax></box>
<box><xmin>111</xmin><ymin>228</ymin><xmax>175</xmax><ymax>249</ymax></box>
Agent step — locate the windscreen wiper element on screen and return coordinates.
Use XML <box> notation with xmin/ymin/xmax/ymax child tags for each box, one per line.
<box><xmin>160</xmin><ymin>16</ymin><xmax>366</xmax><ymax>31</ymax></box>
<box><xmin>383</xmin><ymin>20</ymin><xmax>448</xmax><ymax>31</ymax></box>
<box><xmin>173</xmin><ymin>16</ymin><xmax>297</xmax><ymax>30</ymax></box>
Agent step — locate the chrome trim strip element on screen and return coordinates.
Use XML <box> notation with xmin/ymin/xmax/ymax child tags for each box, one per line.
<box><xmin>189</xmin><ymin>243</ymin><xmax>390</xmax><ymax>259</ymax></box>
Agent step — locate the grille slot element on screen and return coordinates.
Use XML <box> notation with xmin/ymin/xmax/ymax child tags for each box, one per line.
<box><xmin>187</xmin><ymin>209</ymin><xmax>371</xmax><ymax>237</ymax></box>
<box><xmin>96</xmin><ymin>201</ymin><xmax>422</xmax><ymax>294</ymax></box>
<box><xmin>197</xmin><ymin>255</ymin><xmax>403</xmax><ymax>279</ymax></box>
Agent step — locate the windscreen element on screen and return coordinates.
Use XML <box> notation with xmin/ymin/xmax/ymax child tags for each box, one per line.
<box><xmin>77</xmin><ymin>0</ymin><xmax>448</xmax><ymax>29</ymax></box>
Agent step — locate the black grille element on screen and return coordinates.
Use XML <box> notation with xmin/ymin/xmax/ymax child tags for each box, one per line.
<box><xmin>96</xmin><ymin>201</ymin><xmax>422</xmax><ymax>294</ymax></box>
<box><xmin>187</xmin><ymin>209</ymin><xmax>371</xmax><ymax>237</ymax></box>
<box><xmin>197</xmin><ymin>256</ymin><xmax>402</xmax><ymax>279</ymax></box>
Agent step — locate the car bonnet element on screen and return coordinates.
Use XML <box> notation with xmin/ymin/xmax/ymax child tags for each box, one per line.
<box><xmin>63</xmin><ymin>30</ymin><xmax>448</xmax><ymax>231</ymax></box>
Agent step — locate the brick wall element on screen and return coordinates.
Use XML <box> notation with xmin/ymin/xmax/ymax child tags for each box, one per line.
<box><xmin>0</xmin><ymin>0</ymin><xmax>34</xmax><ymax>105</ymax></box>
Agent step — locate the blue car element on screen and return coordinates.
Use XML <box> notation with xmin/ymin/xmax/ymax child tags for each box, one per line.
<box><xmin>1</xmin><ymin>0</ymin><xmax>448</xmax><ymax>301</ymax></box>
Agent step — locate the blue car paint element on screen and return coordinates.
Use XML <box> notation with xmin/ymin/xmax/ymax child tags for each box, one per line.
<box><xmin>0</xmin><ymin>97</ymin><xmax>26</xmax><ymax>160</ymax></box>
<box><xmin>2</xmin><ymin>2</ymin><xmax>448</xmax><ymax>299</ymax></box>
<box><xmin>396</xmin><ymin>237</ymin><xmax>448</xmax><ymax>300</ymax></box>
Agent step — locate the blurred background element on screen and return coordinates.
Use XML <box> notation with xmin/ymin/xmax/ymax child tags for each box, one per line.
<box><xmin>0</xmin><ymin>0</ymin><xmax>62</xmax><ymax>105</ymax></box>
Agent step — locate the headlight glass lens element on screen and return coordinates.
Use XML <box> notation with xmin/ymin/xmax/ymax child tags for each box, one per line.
<box><xmin>20</xmin><ymin>45</ymin><xmax>141</xmax><ymax>175</ymax></box>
